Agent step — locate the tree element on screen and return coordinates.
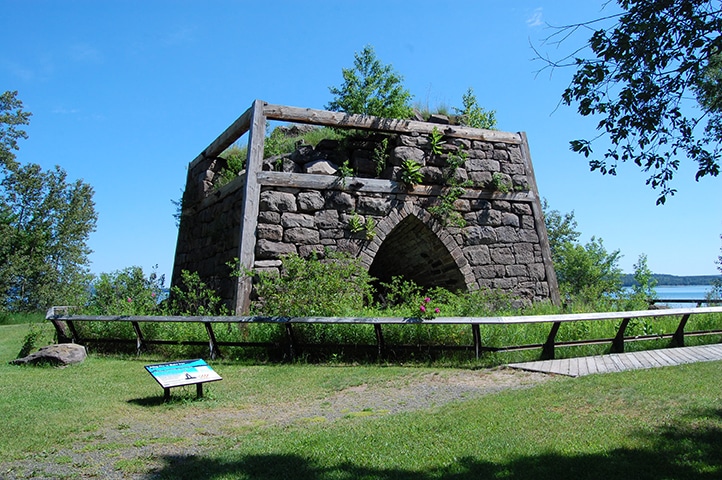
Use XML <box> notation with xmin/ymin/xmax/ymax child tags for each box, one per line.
<box><xmin>0</xmin><ymin>91</ymin><xmax>97</xmax><ymax>311</ymax></box>
<box><xmin>542</xmin><ymin>0</ymin><xmax>722</xmax><ymax>204</ymax></box>
<box><xmin>326</xmin><ymin>45</ymin><xmax>413</xmax><ymax>119</ymax></box>
<box><xmin>542</xmin><ymin>200</ymin><xmax>623</xmax><ymax>303</ymax></box>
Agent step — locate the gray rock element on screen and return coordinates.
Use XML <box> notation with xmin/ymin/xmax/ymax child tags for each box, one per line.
<box><xmin>305</xmin><ymin>160</ymin><xmax>338</xmax><ymax>175</ymax></box>
<box><xmin>11</xmin><ymin>343</ymin><xmax>87</xmax><ymax>366</ymax></box>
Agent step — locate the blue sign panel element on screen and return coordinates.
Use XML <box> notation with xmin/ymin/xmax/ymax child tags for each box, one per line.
<box><xmin>145</xmin><ymin>358</ymin><xmax>222</xmax><ymax>389</ymax></box>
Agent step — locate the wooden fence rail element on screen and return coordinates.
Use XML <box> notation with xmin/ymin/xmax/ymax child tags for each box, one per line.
<box><xmin>46</xmin><ymin>306</ymin><xmax>722</xmax><ymax>362</ymax></box>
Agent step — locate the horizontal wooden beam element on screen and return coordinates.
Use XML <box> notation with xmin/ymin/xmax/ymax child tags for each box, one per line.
<box><xmin>46</xmin><ymin>306</ymin><xmax>722</xmax><ymax>326</ymax></box>
<box><xmin>256</xmin><ymin>171</ymin><xmax>536</xmax><ymax>202</ymax></box>
<box><xmin>262</xmin><ymin>102</ymin><xmax>523</xmax><ymax>145</ymax></box>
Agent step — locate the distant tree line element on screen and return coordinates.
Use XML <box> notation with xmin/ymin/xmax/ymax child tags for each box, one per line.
<box><xmin>621</xmin><ymin>274</ymin><xmax>722</xmax><ymax>287</ymax></box>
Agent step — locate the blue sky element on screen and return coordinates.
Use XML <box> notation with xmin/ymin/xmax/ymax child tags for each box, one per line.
<box><xmin>2</xmin><ymin>0</ymin><xmax>720</xmax><ymax>281</ymax></box>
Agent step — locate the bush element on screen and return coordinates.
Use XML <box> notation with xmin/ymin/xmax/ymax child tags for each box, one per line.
<box><xmin>84</xmin><ymin>266</ymin><xmax>165</xmax><ymax>316</ymax></box>
<box><xmin>250</xmin><ymin>251</ymin><xmax>373</xmax><ymax>317</ymax></box>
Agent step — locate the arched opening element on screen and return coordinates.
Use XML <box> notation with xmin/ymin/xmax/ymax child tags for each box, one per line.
<box><xmin>368</xmin><ymin>215</ymin><xmax>467</xmax><ymax>294</ymax></box>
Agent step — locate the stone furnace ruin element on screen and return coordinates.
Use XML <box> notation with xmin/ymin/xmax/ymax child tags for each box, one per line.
<box><xmin>172</xmin><ymin>100</ymin><xmax>561</xmax><ymax>314</ymax></box>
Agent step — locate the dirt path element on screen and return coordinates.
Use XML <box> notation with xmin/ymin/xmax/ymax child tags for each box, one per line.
<box><xmin>2</xmin><ymin>367</ymin><xmax>552</xmax><ymax>479</ymax></box>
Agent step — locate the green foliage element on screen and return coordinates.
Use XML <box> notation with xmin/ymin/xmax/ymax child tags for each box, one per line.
<box><xmin>217</xmin><ymin>144</ymin><xmax>247</xmax><ymax>185</ymax></box>
<box><xmin>0</xmin><ymin>92</ymin><xmax>97</xmax><ymax>312</ymax></box>
<box><xmin>429</xmin><ymin>126</ymin><xmax>445</xmax><ymax>155</ymax></box>
<box><xmin>372</xmin><ymin>137</ymin><xmax>389</xmax><ymax>176</ymax></box>
<box><xmin>552</xmin><ymin>0</ymin><xmax>722</xmax><ymax>204</ymax></box>
<box><xmin>85</xmin><ymin>266</ymin><xmax>166</xmax><ymax>316</ymax></box>
<box><xmin>542</xmin><ymin>201</ymin><xmax>623</xmax><ymax>306</ymax></box>
<box><xmin>16</xmin><ymin>322</ymin><xmax>44</xmax><ymax>358</ymax></box>
<box><xmin>251</xmin><ymin>251</ymin><xmax>374</xmax><ymax>317</ymax></box>
<box><xmin>711</xmin><ymin>235</ymin><xmax>722</xmax><ymax>301</ymax></box>
<box><xmin>490</xmin><ymin>172</ymin><xmax>511</xmax><ymax>193</ymax></box>
<box><xmin>0</xmin><ymin>91</ymin><xmax>31</xmax><ymax>170</ymax></box>
<box><xmin>326</xmin><ymin>45</ymin><xmax>413</xmax><ymax>119</ymax></box>
<box><xmin>454</xmin><ymin>87</ymin><xmax>497</xmax><ymax>129</ymax></box>
<box><xmin>337</xmin><ymin>160</ymin><xmax>353</xmax><ymax>187</ymax></box>
<box><xmin>166</xmin><ymin>270</ymin><xmax>230</xmax><ymax>316</ymax></box>
<box><xmin>555</xmin><ymin>236</ymin><xmax>623</xmax><ymax>304</ymax></box>
<box><xmin>400</xmin><ymin>158</ymin><xmax>423</xmax><ymax>187</ymax></box>
<box><xmin>429</xmin><ymin>145</ymin><xmax>471</xmax><ymax>227</ymax></box>
<box><xmin>541</xmin><ymin>198</ymin><xmax>581</xmax><ymax>258</ymax></box>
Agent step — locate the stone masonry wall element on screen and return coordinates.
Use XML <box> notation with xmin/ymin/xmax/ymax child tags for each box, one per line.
<box><xmin>173</xmin><ymin>118</ymin><xmax>559</xmax><ymax>312</ymax></box>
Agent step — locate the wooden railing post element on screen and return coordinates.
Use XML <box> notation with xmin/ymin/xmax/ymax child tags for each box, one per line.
<box><xmin>374</xmin><ymin>324</ymin><xmax>385</xmax><ymax>359</ymax></box>
<box><xmin>472</xmin><ymin>324</ymin><xmax>482</xmax><ymax>360</ymax></box>
<box><xmin>131</xmin><ymin>321</ymin><xmax>145</xmax><ymax>355</ymax></box>
<box><xmin>541</xmin><ymin>321</ymin><xmax>561</xmax><ymax>360</ymax></box>
<box><xmin>611</xmin><ymin>318</ymin><xmax>630</xmax><ymax>353</ymax></box>
<box><xmin>204</xmin><ymin>322</ymin><xmax>221</xmax><ymax>359</ymax></box>
<box><xmin>285</xmin><ymin>323</ymin><xmax>296</xmax><ymax>361</ymax></box>
<box><xmin>670</xmin><ymin>314</ymin><xmax>691</xmax><ymax>348</ymax></box>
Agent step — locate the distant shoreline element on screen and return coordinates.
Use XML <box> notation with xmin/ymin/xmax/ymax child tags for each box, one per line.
<box><xmin>621</xmin><ymin>274</ymin><xmax>722</xmax><ymax>287</ymax></box>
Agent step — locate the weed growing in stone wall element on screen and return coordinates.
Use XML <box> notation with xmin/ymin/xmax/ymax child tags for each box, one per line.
<box><xmin>372</xmin><ymin>137</ymin><xmax>389</xmax><ymax>176</ymax></box>
<box><xmin>400</xmin><ymin>159</ymin><xmax>423</xmax><ymax>187</ymax></box>
<box><xmin>454</xmin><ymin>87</ymin><xmax>497</xmax><ymax>130</ymax></box>
<box><xmin>326</xmin><ymin>45</ymin><xmax>413</xmax><ymax>119</ymax></box>
<box><xmin>428</xmin><ymin>143</ymin><xmax>472</xmax><ymax>227</ymax></box>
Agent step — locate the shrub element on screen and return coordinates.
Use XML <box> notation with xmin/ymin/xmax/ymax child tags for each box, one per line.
<box><xmin>84</xmin><ymin>266</ymin><xmax>165</xmax><ymax>316</ymax></box>
<box><xmin>166</xmin><ymin>270</ymin><xmax>229</xmax><ymax>316</ymax></box>
<box><xmin>250</xmin><ymin>251</ymin><xmax>374</xmax><ymax>317</ymax></box>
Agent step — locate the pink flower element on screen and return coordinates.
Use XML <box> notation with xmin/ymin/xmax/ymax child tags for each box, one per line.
<box><xmin>420</xmin><ymin>305</ymin><xmax>426</xmax><ymax>313</ymax></box>
<box><xmin>434</xmin><ymin>308</ymin><xmax>440</xmax><ymax>314</ymax></box>
<box><xmin>424</xmin><ymin>297</ymin><xmax>431</xmax><ymax>303</ymax></box>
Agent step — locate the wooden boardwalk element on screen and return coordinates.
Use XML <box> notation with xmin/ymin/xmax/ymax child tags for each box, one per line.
<box><xmin>508</xmin><ymin>343</ymin><xmax>722</xmax><ymax>377</ymax></box>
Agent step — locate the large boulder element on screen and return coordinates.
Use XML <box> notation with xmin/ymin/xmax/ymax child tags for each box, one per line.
<box><xmin>11</xmin><ymin>343</ymin><xmax>87</xmax><ymax>366</ymax></box>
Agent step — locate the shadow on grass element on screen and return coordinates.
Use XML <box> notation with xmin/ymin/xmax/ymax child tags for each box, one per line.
<box><xmin>147</xmin><ymin>409</ymin><xmax>722</xmax><ymax>480</ymax></box>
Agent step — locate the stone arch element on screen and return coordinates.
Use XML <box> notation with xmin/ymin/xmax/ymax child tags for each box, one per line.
<box><xmin>360</xmin><ymin>204</ymin><xmax>476</xmax><ymax>293</ymax></box>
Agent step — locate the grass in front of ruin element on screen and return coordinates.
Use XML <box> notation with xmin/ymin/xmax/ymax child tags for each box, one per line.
<box><xmin>2</xmin><ymin>321</ymin><xmax>722</xmax><ymax>479</ymax></box>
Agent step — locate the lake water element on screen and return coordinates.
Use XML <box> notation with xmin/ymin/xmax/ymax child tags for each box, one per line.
<box><xmin>652</xmin><ymin>285</ymin><xmax>718</xmax><ymax>307</ymax></box>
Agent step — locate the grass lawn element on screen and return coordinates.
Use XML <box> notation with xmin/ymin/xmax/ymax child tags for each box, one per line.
<box><xmin>1</xmin><ymin>322</ymin><xmax>721</xmax><ymax>479</ymax></box>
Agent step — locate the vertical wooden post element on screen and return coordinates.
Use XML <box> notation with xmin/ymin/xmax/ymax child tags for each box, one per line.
<box><xmin>519</xmin><ymin>132</ymin><xmax>561</xmax><ymax>307</ymax></box>
<box><xmin>131</xmin><ymin>321</ymin><xmax>144</xmax><ymax>355</ymax></box>
<box><xmin>204</xmin><ymin>322</ymin><xmax>220</xmax><ymax>360</ymax></box>
<box><xmin>235</xmin><ymin>99</ymin><xmax>267</xmax><ymax>314</ymax></box>
<box><xmin>196</xmin><ymin>383</ymin><xmax>204</xmax><ymax>398</ymax></box>
<box><xmin>611</xmin><ymin>318</ymin><xmax>630</xmax><ymax>353</ymax></box>
<box><xmin>285</xmin><ymin>323</ymin><xmax>296</xmax><ymax>361</ymax></box>
<box><xmin>671</xmin><ymin>314</ymin><xmax>691</xmax><ymax>348</ymax></box>
<box><xmin>374</xmin><ymin>324</ymin><xmax>385</xmax><ymax>359</ymax></box>
<box><xmin>472</xmin><ymin>324</ymin><xmax>482</xmax><ymax>360</ymax></box>
<box><xmin>541</xmin><ymin>321</ymin><xmax>561</xmax><ymax>360</ymax></box>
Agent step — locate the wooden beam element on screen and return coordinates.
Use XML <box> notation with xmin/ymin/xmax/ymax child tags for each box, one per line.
<box><xmin>520</xmin><ymin>131</ymin><xmax>561</xmax><ymax>306</ymax></box>
<box><xmin>256</xmin><ymin>171</ymin><xmax>537</xmax><ymax>202</ymax></box>
<box><xmin>188</xmin><ymin>104</ymin><xmax>255</xmax><ymax>171</ymax></box>
<box><xmin>472</xmin><ymin>324</ymin><xmax>482</xmax><ymax>359</ymax></box>
<box><xmin>262</xmin><ymin>103</ymin><xmax>523</xmax><ymax>144</ymax></box>
<box><xmin>671</xmin><ymin>313</ymin><xmax>691</xmax><ymax>348</ymax></box>
<box><xmin>131</xmin><ymin>321</ymin><xmax>145</xmax><ymax>355</ymax></box>
<box><xmin>612</xmin><ymin>318</ymin><xmax>630</xmax><ymax>353</ymax></box>
<box><xmin>234</xmin><ymin>100</ymin><xmax>266</xmax><ymax>314</ymax></box>
<box><xmin>205</xmin><ymin>322</ymin><xmax>220</xmax><ymax>359</ymax></box>
<box><xmin>541</xmin><ymin>321</ymin><xmax>561</xmax><ymax>360</ymax></box>
<box><xmin>45</xmin><ymin>305</ymin><xmax>722</xmax><ymax>326</ymax></box>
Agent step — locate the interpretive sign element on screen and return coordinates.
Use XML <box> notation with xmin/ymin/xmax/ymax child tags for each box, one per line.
<box><xmin>145</xmin><ymin>358</ymin><xmax>222</xmax><ymax>399</ymax></box>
